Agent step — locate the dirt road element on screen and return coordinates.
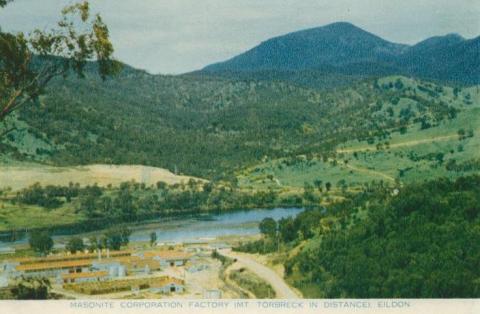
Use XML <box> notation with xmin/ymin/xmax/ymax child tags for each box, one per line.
<box><xmin>336</xmin><ymin>134</ymin><xmax>458</xmax><ymax>154</ymax></box>
<box><xmin>222</xmin><ymin>250</ymin><xmax>300</xmax><ymax>299</ymax></box>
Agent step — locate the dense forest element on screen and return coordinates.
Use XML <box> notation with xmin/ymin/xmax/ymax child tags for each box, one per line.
<box><xmin>2</xmin><ymin>65</ymin><xmax>474</xmax><ymax>181</ymax></box>
<box><xmin>236</xmin><ymin>176</ymin><xmax>480</xmax><ymax>298</ymax></box>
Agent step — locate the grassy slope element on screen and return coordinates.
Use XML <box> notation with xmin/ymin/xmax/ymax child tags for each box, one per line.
<box><xmin>1</xmin><ymin>76</ymin><xmax>479</xmax><ymax>232</ymax></box>
<box><xmin>0</xmin><ymin>163</ymin><xmax>205</xmax><ymax>231</ymax></box>
<box><xmin>0</xmin><ymin>163</ymin><xmax>204</xmax><ymax>191</ymax></box>
<box><xmin>239</xmin><ymin>77</ymin><xmax>480</xmax><ymax>191</ymax></box>
<box><xmin>0</xmin><ymin>201</ymin><xmax>80</xmax><ymax>231</ymax></box>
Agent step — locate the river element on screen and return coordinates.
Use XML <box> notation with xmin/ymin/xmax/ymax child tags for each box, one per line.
<box><xmin>0</xmin><ymin>207</ymin><xmax>304</xmax><ymax>248</ymax></box>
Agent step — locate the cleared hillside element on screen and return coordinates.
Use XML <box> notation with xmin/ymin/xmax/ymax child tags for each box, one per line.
<box><xmin>0</xmin><ymin>164</ymin><xmax>203</xmax><ymax>191</ymax></box>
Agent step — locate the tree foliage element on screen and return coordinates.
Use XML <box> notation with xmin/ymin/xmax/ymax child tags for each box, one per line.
<box><xmin>284</xmin><ymin>175</ymin><xmax>480</xmax><ymax>298</ymax></box>
<box><xmin>103</xmin><ymin>225</ymin><xmax>131</xmax><ymax>250</ymax></box>
<box><xmin>0</xmin><ymin>0</ymin><xmax>119</xmax><ymax>124</ymax></box>
<box><xmin>28</xmin><ymin>230</ymin><xmax>53</xmax><ymax>255</ymax></box>
<box><xmin>259</xmin><ymin>217</ymin><xmax>277</xmax><ymax>238</ymax></box>
<box><xmin>11</xmin><ymin>277</ymin><xmax>50</xmax><ymax>300</ymax></box>
<box><xmin>66</xmin><ymin>237</ymin><xmax>85</xmax><ymax>254</ymax></box>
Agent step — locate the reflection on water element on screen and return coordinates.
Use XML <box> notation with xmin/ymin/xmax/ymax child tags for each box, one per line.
<box><xmin>0</xmin><ymin>208</ymin><xmax>303</xmax><ymax>247</ymax></box>
<box><xmin>129</xmin><ymin>207</ymin><xmax>304</xmax><ymax>243</ymax></box>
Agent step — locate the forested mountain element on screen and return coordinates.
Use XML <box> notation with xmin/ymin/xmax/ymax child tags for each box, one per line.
<box><xmin>398</xmin><ymin>35</ymin><xmax>480</xmax><ymax>85</ymax></box>
<box><xmin>1</xmin><ymin>58</ymin><xmax>478</xmax><ymax>182</ymax></box>
<box><xmin>204</xmin><ymin>22</ymin><xmax>407</xmax><ymax>72</ymax></box>
<box><xmin>201</xmin><ymin>22</ymin><xmax>479</xmax><ymax>87</ymax></box>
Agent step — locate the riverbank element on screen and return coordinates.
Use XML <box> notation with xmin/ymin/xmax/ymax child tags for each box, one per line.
<box><xmin>0</xmin><ymin>207</ymin><xmax>304</xmax><ymax>249</ymax></box>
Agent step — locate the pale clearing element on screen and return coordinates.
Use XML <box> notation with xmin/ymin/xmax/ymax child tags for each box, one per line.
<box><xmin>0</xmin><ymin>164</ymin><xmax>205</xmax><ymax>191</ymax></box>
<box><xmin>336</xmin><ymin>134</ymin><xmax>458</xmax><ymax>154</ymax></box>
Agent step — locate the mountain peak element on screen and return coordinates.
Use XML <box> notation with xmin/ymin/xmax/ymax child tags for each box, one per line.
<box><xmin>407</xmin><ymin>33</ymin><xmax>466</xmax><ymax>54</ymax></box>
<box><xmin>201</xmin><ymin>22</ymin><xmax>478</xmax><ymax>85</ymax></box>
<box><xmin>322</xmin><ymin>21</ymin><xmax>361</xmax><ymax>31</ymax></box>
<box><xmin>203</xmin><ymin>22</ymin><xmax>406</xmax><ymax>73</ymax></box>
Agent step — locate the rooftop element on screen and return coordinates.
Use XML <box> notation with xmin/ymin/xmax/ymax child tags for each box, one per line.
<box><xmin>10</xmin><ymin>250</ymin><xmax>132</xmax><ymax>265</ymax></box>
<box><xmin>62</xmin><ymin>271</ymin><xmax>109</xmax><ymax>280</ymax></box>
<box><xmin>16</xmin><ymin>259</ymin><xmax>93</xmax><ymax>272</ymax></box>
<box><xmin>143</xmin><ymin>250</ymin><xmax>192</xmax><ymax>260</ymax></box>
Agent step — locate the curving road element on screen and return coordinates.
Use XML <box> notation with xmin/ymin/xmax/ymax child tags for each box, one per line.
<box><xmin>222</xmin><ymin>250</ymin><xmax>301</xmax><ymax>299</ymax></box>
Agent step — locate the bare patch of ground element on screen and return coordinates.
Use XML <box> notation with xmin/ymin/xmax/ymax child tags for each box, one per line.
<box><xmin>0</xmin><ymin>164</ymin><xmax>205</xmax><ymax>190</ymax></box>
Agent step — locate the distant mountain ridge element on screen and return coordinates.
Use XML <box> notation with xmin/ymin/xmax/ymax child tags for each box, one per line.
<box><xmin>201</xmin><ymin>22</ymin><xmax>479</xmax><ymax>86</ymax></box>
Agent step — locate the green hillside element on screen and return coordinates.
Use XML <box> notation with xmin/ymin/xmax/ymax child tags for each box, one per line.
<box><xmin>238</xmin><ymin>76</ymin><xmax>480</xmax><ymax>191</ymax></box>
<box><xmin>282</xmin><ymin>175</ymin><xmax>480</xmax><ymax>298</ymax></box>
<box><xmin>2</xmin><ymin>68</ymin><xmax>477</xmax><ymax>183</ymax></box>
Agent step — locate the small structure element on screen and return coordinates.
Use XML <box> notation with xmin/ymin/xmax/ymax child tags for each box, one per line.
<box><xmin>149</xmin><ymin>277</ymin><xmax>184</xmax><ymax>294</ymax></box>
<box><xmin>91</xmin><ymin>261</ymin><xmax>126</xmax><ymax>278</ymax></box>
<box><xmin>143</xmin><ymin>251</ymin><xmax>192</xmax><ymax>267</ymax></box>
<box><xmin>111</xmin><ymin>256</ymin><xmax>161</xmax><ymax>274</ymax></box>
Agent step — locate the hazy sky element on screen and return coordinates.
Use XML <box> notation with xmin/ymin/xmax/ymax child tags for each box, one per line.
<box><xmin>1</xmin><ymin>0</ymin><xmax>479</xmax><ymax>74</ymax></box>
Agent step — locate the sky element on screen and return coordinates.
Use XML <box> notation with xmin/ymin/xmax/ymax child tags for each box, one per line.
<box><xmin>0</xmin><ymin>0</ymin><xmax>479</xmax><ymax>74</ymax></box>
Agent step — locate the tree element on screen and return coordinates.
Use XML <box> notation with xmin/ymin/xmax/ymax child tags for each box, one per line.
<box><xmin>313</xmin><ymin>179</ymin><xmax>323</xmax><ymax>192</ymax></box>
<box><xmin>435</xmin><ymin>152</ymin><xmax>445</xmax><ymax>165</ymax></box>
<box><xmin>11</xmin><ymin>277</ymin><xmax>50</xmax><ymax>300</ymax></box>
<box><xmin>278</xmin><ymin>217</ymin><xmax>296</xmax><ymax>242</ymax></box>
<box><xmin>0</xmin><ymin>0</ymin><xmax>120</xmax><ymax>129</ymax></box>
<box><xmin>29</xmin><ymin>231</ymin><xmax>53</xmax><ymax>255</ymax></box>
<box><xmin>0</xmin><ymin>1</ymin><xmax>12</xmax><ymax>9</ymax></box>
<box><xmin>303</xmin><ymin>182</ymin><xmax>316</xmax><ymax>203</ymax></box>
<box><xmin>88</xmin><ymin>235</ymin><xmax>98</xmax><ymax>252</ymax></box>
<box><xmin>66</xmin><ymin>237</ymin><xmax>85</xmax><ymax>254</ymax></box>
<box><xmin>104</xmin><ymin>225</ymin><xmax>131</xmax><ymax>250</ymax></box>
<box><xmin>259</xmin><ymin>217</ymin><xmax>277</xmax><ymax>238</ymax></box>
<box><xmin>325</xmin><ymin>182</ymin><xmax>332</xmax><ymax>192</ymax></box>
<box><xmin>149</xmin><ymin>231</ymin><xmax>157</xmax><ymax>247</ymax></box>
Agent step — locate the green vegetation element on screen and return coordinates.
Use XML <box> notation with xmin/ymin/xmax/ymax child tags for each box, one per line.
<box><xmin>3</xmin><ymin>73</ymin><xmax>477</xmax><ymax>183</ymax></box>
<box><xmin>0</xmin><ymin>178</ymin><xmax>308</xmax><ymax>232</ymax></box>
<box><xmin>149</xmin><ymin>231</ymin><xmax>157</xmax><ymax>247</ymax></box>
<box><xmin>10</xmin><ymin>277</ymin><xmax>51</xmax><ymax>300</ymax></box>
<box><xmin>211</xmin><ymin>250</ymin><xmax>234</xmax><ymax>267</ymax></box>
<box><xmin>28</xmin><ymin>231</ymin><xmax>53</xmax><ymax>255</ymax></box>
<box><xmin>259</xmin><ymin>217</ymin><xmax>277</xmax><ymax>238</ymax></box>
<box><xmin>239</xmin><ymin>77</ymin><xmax>479</xmax><ymax>192</ymax></box>
<box><xmin>1</xmin><ymin>2</ymin><xmax>479</xmax><ymax>300</ymax></box>
<box><xmin>229</xmin><ymin>268</ymin><xmax>276</xmax><ymax>298</ymax></box>
<box><xmin>268</xmin><ymin>175</ymin><xmax>480</xmax><ymax>298</ymax></box>
<box><xmin>0</xmin><ymin>0</ymin><xmax>119</xmax><ymax>124</ymax></box>
<box><xmin>103</xmin><ymin>225</ymin><xmax>131</xmax><ymax>250</ymax></box>
<box><xmin>66</xmin><ymin>237</ymin><xmax>85</xmax><ymax>254</ymax></box>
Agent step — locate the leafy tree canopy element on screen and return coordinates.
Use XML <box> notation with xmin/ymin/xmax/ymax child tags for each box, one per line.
<box><xmin>28</xmin><ymin>230</ymin><xmax>54</xmax><ymax>255</ymax></box>
<box><xmin>0</xmin><ymin>0</ymin><xmax>119</xmax><ymax>125</ymax></box>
